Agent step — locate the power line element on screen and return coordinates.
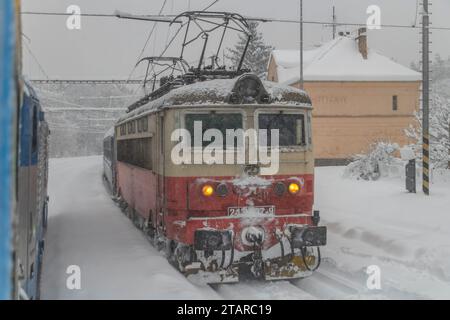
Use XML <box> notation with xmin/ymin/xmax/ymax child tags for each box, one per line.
<box><xmin>123</xmin><ymin>0</ymin><xmax>170</xmax><ymax>109</ymax></box>
<box><xmin>41</xmin><ymin>95</ymin><xmax>127</xmax><ymax>109</ymax></box>
<box><xmin>21</xmin><ymin>11</ymin><xmax>450</xmax><ymax>31</ymax></box>
<box><xmin>136</xmin><ymin>0</ymin><xmax>221</xmax><ymax>88</ymax></box>
<box><xmin>21</xmin><ymin>11</ymin><xmax>175</xmax><ymax>23</ymax></box>
<box><xmin>202</xmin><ymin>0</ymin><xmax>220</xmax><ymax>11</ymax></box>
<box><xmin>44</xmin><ymin>107</ymin><xmax>126</xmax><ymax>112</ymax></box>
<box><xmin>126</xmin><ymin>0</ymin><xmax>169</xmax><ymax>82</ymax></box>
<box><xmin>23</xmin><ymin>41</ymin><xmax>50</xmax><ymax>79</ymax></box>
<box><xmin>21</xmin><ymin>12</ymin><xmax>116</xmax><ymax>17</ymax></box>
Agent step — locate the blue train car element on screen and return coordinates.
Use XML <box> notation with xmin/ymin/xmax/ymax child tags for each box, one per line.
<box><xmin>0</xmin><ymin>0</ymin><xmax>17</xmax><ymax>301</ymax></box>
<box><xmin>1</xmin><ymin>2</ymin><xmax>50</xmax><ymax>299</ymax></box>
<box><xmin>14</xmin><ymin>82</ymin><xmax>49</xmax><ymax>299</ymax></box>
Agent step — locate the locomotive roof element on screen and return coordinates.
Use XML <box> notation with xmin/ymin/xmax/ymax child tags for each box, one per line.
<box><xmin>117</xmin><ymin>75</ymin><xmax>312</xmax><ymax>124</ymax></box>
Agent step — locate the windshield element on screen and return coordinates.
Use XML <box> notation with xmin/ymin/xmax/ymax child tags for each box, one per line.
<box><xmin>185</xmin><ymin>113</ymin><xmax>243</xmax><ymax>147</ymax></box>
<box><xmin>258</xmin><ymin>113</ymin><xmax>306</xmax><ymax>147</ymax></box>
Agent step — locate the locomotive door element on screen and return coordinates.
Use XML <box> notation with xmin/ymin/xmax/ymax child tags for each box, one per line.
<box><xmin>27</xmin><ymin>103</ymin><xmax>39</xmax><ymax>298</ymax></box>
<box><xmin>157</xmin><ymin>113</ymin><xmax>166</xmax><ymax>233</ymax></box>
<box><xmin>16</xmin><ymin>96</ymin><xmax>38</xmax><ymax>298</ymax></box>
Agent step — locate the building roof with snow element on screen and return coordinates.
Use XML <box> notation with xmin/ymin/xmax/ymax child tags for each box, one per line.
<box><xmin>269</xmin><ymin>36</ymin><xmax>421</xmax><ymax>85</ymax></box>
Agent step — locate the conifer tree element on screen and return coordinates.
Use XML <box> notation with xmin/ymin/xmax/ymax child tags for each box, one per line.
<box><xmin>226</xmin><ymin>22</ymin><xmax>274</xmax><ymax>79</ymax></box>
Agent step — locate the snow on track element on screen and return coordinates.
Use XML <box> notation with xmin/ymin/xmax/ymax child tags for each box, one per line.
<box><xmin>213</xmin><ymin>281</ymin><xmax>316</xmax><ymax>300</ymax></box>
<box><xmin>40</xmin><ymin>157</ymin><xmax>450</xmax><ymax>299</ymax></box>
<box><xmin>40</xmin><ymin>156</ymin><xmax>218</xmax><ymax>299</ymax></box>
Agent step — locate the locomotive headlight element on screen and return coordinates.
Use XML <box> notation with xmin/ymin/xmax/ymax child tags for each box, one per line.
<box><xmin>216</xmin><ymin>183</ymin><xmax>228</xmax><ymax>197</ymax></box>
<box><xmin>288</xmin><ymin>183</ymin><xmax>300</xmax><ymax>194</ymax></box>
<box><xmin>202</xmin><ymin>185</ymin><xmax>214</xmax><ymax>197</ymax></box>
<box><xmin>274</xmin><ymin>182</ymin><xmax>287</xmax><ymax>196</ymax></box>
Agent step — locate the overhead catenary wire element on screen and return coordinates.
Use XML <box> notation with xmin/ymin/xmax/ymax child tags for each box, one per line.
<box><xmin>23</xmin><ymin>41</ymin><xmax>50</xmax><ymax>80</ymax></box>
<box><xmin>123</xmin><ymin>0</ymin><xmax>170</xmax><ymax>108</ymax></box>
<box><xmin>126</xmin><ymin>0</ymin><xmax>169</xmax><ymax>82</ymax></box>
<box><xmin>202</xmin><ymin>0</ymin><xmax>220</xmax><ymax>11</ymax></box>
<box><xmin>21</xmin><ymin>11</ymin><xmax>450</xmax><ymax>31</ymax></box>
<box><xmin>132</xmin><ymin>0</ymin><xmax>221</xmax><ymax>90</ymax></box>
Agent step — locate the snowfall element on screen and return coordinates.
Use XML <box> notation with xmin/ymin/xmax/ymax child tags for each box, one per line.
<box><xmin>40</xmin><ymin>156</ymin><xmax>450</xmax><ymax>300</ymax></box>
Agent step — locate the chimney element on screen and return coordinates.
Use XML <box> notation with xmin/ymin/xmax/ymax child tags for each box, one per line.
<box><xmin>357</xmin><ymin>27</ymin><xmax>368</xmax><ymax>59</ymax></box>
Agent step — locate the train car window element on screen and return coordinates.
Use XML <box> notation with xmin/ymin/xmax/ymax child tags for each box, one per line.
<box><xmin>143</xmin><ymin>118</ymin><xmax>148</xmax><ymax>132</ymax></box>
<box><xmin>103</xmin><ymin>138</ymin><xmax>112</xmax><ymax>161</ymax></box>
<box><xmin>117</xmin><ymin>138</ymin><xmax>152</xmax><ymax>170</ymax></box>
<box><xmin>31</xmin><ymin>106</ymin><xmax>38</xmax><ymax>153</ymax></box>
<box><xmin>258</xmin><ymin>113</ymin><xmax>306</xmax><ymax>146</ymax></box>
<box><xmin>185</xmin><ymin>113</ymin><xmax>243</xmax><ymax>147</ymax></box>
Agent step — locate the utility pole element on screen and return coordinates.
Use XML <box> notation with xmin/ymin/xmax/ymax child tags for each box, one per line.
<box><xmin>448</xmin><ymin>121</ymin><xmax>450</xmax><ymax>169</ymax></box>
<box><xmin>332</xmin><ymin>6</ymin><xmax>336</xmax><ymax>39</ymax></box>
<box><xmin>422</xmin><ymin>0</ymin><xmax>430</xmax><ymax>195</ymax></box>
<box><xmin>299</xmin><ymin>0</ymin><xmax>304</xmax><ymax>90</ymax></box>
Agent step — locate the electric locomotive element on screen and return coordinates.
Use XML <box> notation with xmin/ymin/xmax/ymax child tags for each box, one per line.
<box><xmin>106</xmin><ymin>11</ymin><xmax>326</xmax><ymax>283</ymax></box>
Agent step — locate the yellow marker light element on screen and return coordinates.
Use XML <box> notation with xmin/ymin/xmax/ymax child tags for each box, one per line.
<box><xmin>288</xmin><ymin>183</ymin><xmax>300</xmax><ymax>194</ymax></box>
<box><xmin>202</xmin><ymin>185</ymin><xmax>214</xmax><ymax>197</ymax></box>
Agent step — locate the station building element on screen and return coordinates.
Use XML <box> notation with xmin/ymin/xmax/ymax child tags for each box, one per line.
<box><xmin>267</xmin><ymin>29</ymin><xmax>421</xmax><ymax>165</ymax></box>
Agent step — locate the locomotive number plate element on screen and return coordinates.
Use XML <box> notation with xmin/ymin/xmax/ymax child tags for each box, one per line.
<box><xmin>227</xmin><ymin>206</ymin><xmax>275</xmax><ymax>217</ymax></box>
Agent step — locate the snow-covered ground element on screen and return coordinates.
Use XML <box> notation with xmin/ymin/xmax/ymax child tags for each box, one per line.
<box><xmin>40</xmin><ymin>156</ymin><xmax>219</xmax><ymax>299</ymax></box>
<box><xmin>41</xmin><ymin>156</ymin><xmax>450</xmax><ymax>299</ymax></box>
<box><xmin>318</xmin><ymin>167</ymin><xmax>450</xmax><ymax>299</ymax></box>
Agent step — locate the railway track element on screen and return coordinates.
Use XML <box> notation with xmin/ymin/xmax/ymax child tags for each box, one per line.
<box><xmin>106</xmin><ymin>170</ymin><xmax>427</xmax><ymax>300</ymax></box>
<box><xmin>209</xmin><ymin>259</ymin><xmax>369</xmax><ymax>300</ymax></box>
<box><xmin>209</xmin><ymin>258</ymin><xmax>427</xmax><ymax>300</ymax></box>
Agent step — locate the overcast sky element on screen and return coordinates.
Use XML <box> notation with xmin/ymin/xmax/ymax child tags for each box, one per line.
<box><xmin>21</xmin><ymin>0</ymin><xmax>450</xmax><ymax>80</ymax></box>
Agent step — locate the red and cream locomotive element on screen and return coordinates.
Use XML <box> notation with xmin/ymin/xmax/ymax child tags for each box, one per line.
<box><xmin>104</xmin><ymin>11</ymin><xmax>326</xmax><ymax>283</ymax></box>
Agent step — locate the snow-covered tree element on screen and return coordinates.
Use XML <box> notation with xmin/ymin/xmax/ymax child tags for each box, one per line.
<box><xmin>344</xmin><ymin>142</ymin><xmax>400</xmax><ymax>180</ymax></box>
<box><xmin>226</xmin><ymin>21</ymin><xmax>274</xmax><ymax>79</ymax></box>
<box><xmin>405</xmin><ymin>93</ymin><xmax>450</xmax><ymax>169</ymax></box>
<box><xmin>405</xmin><ymin>55</ymin><xmax>450</xmax><ymax>169</ymax></box>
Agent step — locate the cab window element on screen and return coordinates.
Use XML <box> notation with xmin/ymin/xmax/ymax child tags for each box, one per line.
<box><xmin>185</xmin><ymin>112</ymin><xmax>243</xmax><ymax>147</ymax></box>
<box><xmin>258</xmin><ymin>113</ymin><xmax>306</xmax><ymax>147</ymax></box>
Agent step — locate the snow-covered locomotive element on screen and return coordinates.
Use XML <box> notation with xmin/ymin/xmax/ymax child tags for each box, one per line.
<box><xmin>104</xmin><ymin>11</ymin><xmax>326</xmax><ymax>283</ymax></box>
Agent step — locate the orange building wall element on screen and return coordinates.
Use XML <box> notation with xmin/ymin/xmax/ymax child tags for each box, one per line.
<box><xmin>297</xmin><ymin>81</ymin><xmax>420</xmax><ymax>161</ymax></box>
<box><xmin>267</xmin><ymin>58</ymin><xmax>420</xmax><ymax>162</ymax></box>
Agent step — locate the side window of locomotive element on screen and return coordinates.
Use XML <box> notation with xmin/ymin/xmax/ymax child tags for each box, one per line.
<box><xmin>117</xmin><ymin>138</ymin><xmax>152</xmax><ymax>170</ymax></box>
<box><xmin>258</xmin><ymin>113</ymin><xmax>306</xmax><ymax>147</ymax></box>
<box><xmin>184</xmin><ymin>113</ymin><xmax>243</xmax><ymax>147</ymax></box>
<box><xmin>142</xmin><ymin>118</ymin><xmax>148</xmax><ymax>132</ymax></box>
